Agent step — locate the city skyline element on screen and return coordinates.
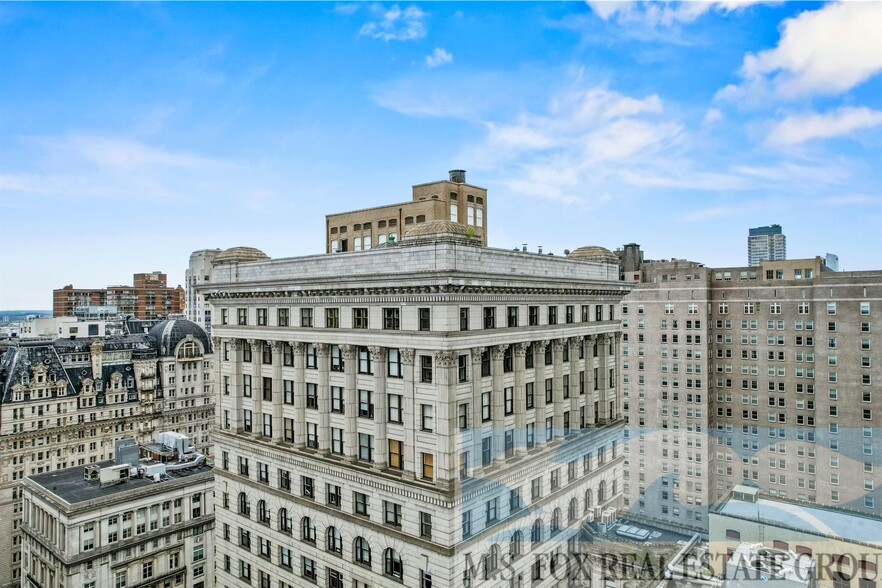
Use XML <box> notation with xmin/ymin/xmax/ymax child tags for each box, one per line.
<box><xmin>2</xmin><ymin>1</ymin><xmax>882</xmax><ymax>310</ymax></box>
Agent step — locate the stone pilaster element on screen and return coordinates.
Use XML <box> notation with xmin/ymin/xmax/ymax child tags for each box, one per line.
<box><xmin>568</xmin><ymin>337</ymin><xmax>582</xmax><ymax>431</ymax></box>
<box><xmin>292</xmin><ymin>343</ymin><xmax>306</xmax><ymax>447</ymax></box>
<box><xmin>247</xmin><ymin>339</ymin><xmax>262</xmax><ymax>434</ymax></box>
<box><xmin>434</xmin><ymin>350</ymin><xmax>458</xmax><ymax>488</ymax></box>
<box><xmin>229</xmin><ymin>339</ymin><xmax>244</xmax><ymax>433</ymax></box>
<box><xmin>270</xmin><ymin>341</ymin><xmax>284</xmax><ymax>442</ymax></box>
<box><xmin>401</xmin><ymin>348</ymin><xmax>416</xmax><ymax>479</ymax></box>
<box><xmin>469</xmin><ymin>347</ymin><xmax>485</xmax><ymax>471</ymax></box>
<box><xmin>513</xmin><ymin>342</ymin><xmax>528</xmax><ymax>457</ymax></box>
<box><xmin>316</xmin><ymin>343</ymin><xmax>330</xmax><ymax>454</ymax></box>
<box><xmin>597</xmin><ymin>334</ymin><xmax>609</xmax><ymax>422</ymax></box>
<box><xmin>552</xmin><ymin>339</ymin><xmax>565</xmax><ymax>439</ymax></box>
<box><xmin>369</xmin><ymin>346</ymin><xmax>388</xmax><ymax>469</ymax></box>
<box><xmin>341</xmin><ymin>344</ymin><xmax>357</xmax><ymax>463</ymax></box>
<box><xmin>585</xmin><ymin>336</ymin><xmax>596</xmax><ymax>426</ymax></box>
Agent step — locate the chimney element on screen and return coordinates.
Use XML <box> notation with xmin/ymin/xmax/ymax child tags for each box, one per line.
<box><xmin>522</xmin><ymin>244</ymin><xmax>527</xmax><ymax>253</ymax></box>
<box><xmin>448</xmin><ymin>169</ymin><xmax>466</xmax><ymax>183</ymax></box>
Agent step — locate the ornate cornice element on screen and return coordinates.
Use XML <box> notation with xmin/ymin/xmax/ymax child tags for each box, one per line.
<box><xmin>204</xmin><ymin>284</ymin><xmax>628</xmax><ymax>302</ymax></box>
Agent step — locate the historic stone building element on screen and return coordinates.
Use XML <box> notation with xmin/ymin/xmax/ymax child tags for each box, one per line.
<box><xmin>0</xmin><ymin>319</ymin><xmax>215</xmax><ymax>588</ymax></box>
<box><xmin>20</xmin><ymin>439</ymin><xmax>214</xmax><ymax>588</ymax></box>
<box><xmin>204</xmin><ymin>222</ymin><xmax>628</xmax><ymax>588</ymax></box>
<box><xmin>621</xmin><ymin>255</ymin><xmax>882</xmax><ymax>534</ymax></box>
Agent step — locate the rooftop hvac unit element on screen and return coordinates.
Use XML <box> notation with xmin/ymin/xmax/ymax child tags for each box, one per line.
<box><xmin>601</xmin><ymin>508</ymin><xmax>618</xmax><ymax>526</ymax></box>
<box><xmin>99</xmin><ymin>464</ymin><xmax>131</xmax><ymax>487</ymax></box>
<box><xmin>584</xmin><ymin>510</ymin><xmax>595</xmax><ymax>523</ymax></box>
<box><xmin>83</xmin><ymin>464</ymin><xmax>101</xmax><ymax>481</ymax></box>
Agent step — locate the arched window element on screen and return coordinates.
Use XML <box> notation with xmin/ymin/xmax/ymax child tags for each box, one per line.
<box><xmin>598</xmin><ymin>480</ymin><xmax>607</xmax><ymax>503</ymax></box>
<box><xmin>510</xmin><ymin>531</ymin><xmax>523</xmax><ymax>559</ymax></box>
<box><xmin>301</xmin><ymin>517</ymin><xmax>316</xmax><ymax>543</ymax></box>
<box><xmin>551</xmin><ymin>508</ymin><xmax>562</xmax><ymax>536</ymax></box>
<box><xmin>177</xmin><ymin>341</ymin><xmax>202</xmax><ymax>359</ymax></box>
<box><xmin>278</xmin><ymin>508</ymin><xmax>290</xmax><ymax>532</ymax></box>
<box><xmin>384</xmin><ymin>548</ymin><xmax>403</xmax><ymax>580</ymax></box>
<box><xmin>531</xmin><ymin>519</ymin><xmax>542</xmax><ymax>545</ymax></box>
<box><xmin>257</xmin><ymin>500</ymin><xmax>270</xmax><ymax>524</ymax></box>
<box><xmin>238</xmin><ymin>492</ymin><xmax>249</xmax><ymax>516</ymax></box>
<box><xmin>326</xmin><ymin>526</ymin><xmax>342</xmax><ymax>554</ymax></box>
<box><xmin>585</xmin><ymin>488</ymin><xmax>593</xmax><ymax>510</ymax></box>
<box><xmin>354</xmin><ymin>537</ymin><xmax>372</xmax><ymax>565</ymax></box>
<box><xmin>568</xmin><ymin>497</ymin><xmax>579</xmax><ymax>523</ymax></box>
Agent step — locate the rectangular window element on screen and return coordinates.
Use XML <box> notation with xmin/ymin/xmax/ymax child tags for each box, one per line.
<box><xmin>353</xmin><ymin>307</ymin><xmax>368</xmax><ymax>329</ymax></box>
<box><xmin>300</xmin><ymin>308</ymin><xmax>313</xmax><ymax>327</ymax></box>
<box><xmin>277</xmin><ymin>308</ymin><xmax>289</xmax><ymax>327</ymax></box>
<box><xmin>358</xmin><ymin>390</ymin><xmax>374</xmax><ymax>419</ymax></box>
<box><xmin>548</xmin><ymin>306</ymin><xmax>558</xmax><ymax>325</ymax></box>
<box><xmin>237</xmin><ymin>308</ymin><xmax>247</xmax><ymax>325</ymax></box>
<box><xmin>458</xmin><ymin>403</ymin><xmax>469</xmax><ymax>430</ymax></box>
<box><xmin>460</xmin><ymin>307</ymin><xmax>470</xmax><ymax>331</ymax></box>
<box><xmin>419</xmin><ymin>308</ymin><xmax>431</xmax><ymax>331</ymax></box>
<box><xmin>529</xmin><ymin>306</ymin><xmax>539</xmax><ymax>326</ymax></box>
<box><xmin>354</xmin><ymin>492</ymin><xmax>370</xmax><ymax>517</ymax></box>
<box><xmin>331</xmin><ymin>386</ymin><xmax>344</xmax><ymax>413</ymax></box>
<box><xmin>484</xmin><ymin>306</ymin><xmax>496</xmax><ymax>329</ymax></box>
<box><xmin>387</xmin><ymin>348</ymin><xmax>402</xmax><ymax>377</ymax></box>
<box><xmin>422</xmin><ymin>453</ymin><xmax>434</xmax><ymax>480</ymax></box>
<box><xmin>388</xmin><ymin>394</ymin><xmax>403</xmax><ymax>423</ymax></box>
<box><xmin>420</xmin><ymin>404</ymin><xmax>435</xmax><ymax>431</ymax></box>
<box><xmin>504</xmin><ymin>387</ymin><xmax>514</xmax><ymax>415</ymax></box>
<box><xmin>325</xmin><ymin>307</ymin><xmax>339</xmax><ymax>328</ymax></box>
<box><xmin>384</xmin><ymin>501</ymin><xmax>402</xmax><ymax>527</ymax></box>
<box><xmin>420</xmin><ymin>355</ymin><xmax>433</xmax><ymax>382</ymax></box>
<box><xmin>383</xmin><ymin>308</ymin><xmax>400</xmax><ymax>330</ymax></box>
<box><xmin>389</xmin><ymin>439</ymin><xmax>404</xmax><ymax>470</ymax></box>
<box><xmin>507</xmin><ymin>306</ymin><xmax>519</xmax><ymax>327</ymax></box>
<box><xmin>482</xmin><ymin>391</ymin><xmax>492</xmax><ymax>421</ymax></box>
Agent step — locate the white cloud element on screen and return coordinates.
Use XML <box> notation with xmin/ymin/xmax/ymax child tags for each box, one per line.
<box><xmin>720</xmin><ymin>2</ymin><xmax>882</xmax><ymax>102</ymax></box>
<box><xmin>822</xmin><ymin>194</ymin><xmax>882</xmax><ymax>207</ymax></box>
<box><xmin>703</xmin><ymin>108</ymin><xmax>723</xmax><ymax>126</ymax></box>
<box><xmin>334</xmin><ymin>4</ymin><xmax>360</xmax><ymax>16</ymax></box>
<box><xmin>425</xmin><ymin>47</ymin><xmax>453</xmax><ymax>68</ymax></box>
<box><xmin>359</xmin><ymin>4</ymin><xmax>426</xmax><ymax>42</ymax></box>
<box><xmin>766</xmin><ymin>107</ymin><xmax>882</xmax><ymax>147</ymax></box>
<box><xmin>587</xmin><ymin>0</ymin><xmax>775</xmax><ymax>27</ymax></box>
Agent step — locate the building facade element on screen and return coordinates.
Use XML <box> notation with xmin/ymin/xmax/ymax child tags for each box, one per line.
<box><xmin>203</xmin><ymin>222</ymin><xmax>628</xmax><ymax>588</ymax></box>
<box><xmin>185</xmin><ymin>249</ymin><xmax>222</xmax><ymax>333</ymax></box>
<box><xmin>748</xmin><ymin>224</ymin><xmax>787</xmax><ymax>267</ymax></box>
<box><xmin>325</xmin><ymin>170</ymin><xmax>488</xmax><ymax>254</ymax></box>
<box><xmin>20</xmin><ymin>450</ymin><xmax>214</xmax><ymax>588</ymax></box>
<box><xmin>621</xmin><ymin>256</ymin><xmax>882</xmax><ymax>535</ymax></box>
<box><xmin>54</xmin><ymin>272</ymin><xmax>185</xmax><ymax>320</ymax></box>
<box><xmin>0</xmin><ymin>319</ymin><xmax>215</xmax><ymax>588</ymax></box>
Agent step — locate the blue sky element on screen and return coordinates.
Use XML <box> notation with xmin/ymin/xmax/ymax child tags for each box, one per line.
<box><xmin>2</xmin><ymin>1</ymin><xmax>881</xmax><ymax>310</ymax></box>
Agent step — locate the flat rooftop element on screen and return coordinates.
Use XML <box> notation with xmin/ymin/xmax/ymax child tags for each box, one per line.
<box><xmin>27</xmin><ymin>460</ymin><xmax>212</xmax><ymax>507</ymax></box>
<box><xmin>715</xmin><ymin>495</ymin><xmax>882</xmax><ymax>548</ymax></box>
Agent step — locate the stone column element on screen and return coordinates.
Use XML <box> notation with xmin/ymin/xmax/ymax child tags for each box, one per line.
<box><xmin>513</xmin><ymin>342</ymin><xmax>528</xmax><ymax>457</ymax></box>
<box><xmin>470</xmin><ymin>347</ymin><xmax>485</xmax><ymax>470</ymax></box>
<box><xmin>229</xmin><ymin>339</ymin><xmax>244</xmax><ymax>432</ymax></box>
<box><xmin>369</xmin><ymin>346</ymin><xmax>388</xmax><ymax>470</ymax></box>
<box><xmin>210</xmin><ymin>336</ymin><xmax>222</xmax><ymax>430</ymax></box>
<box><xmin>534</xmin><ymin>340</ymin><xmax>549</xmax><ymax>444</ymax></box>
<box><xmin>292</xmin><ymin>343</ymin><xmax>306</xmax><ymax>447</ymax></box>
<box><xmin>248</xmin><ymin>339</ymin><xmax>262</xmax><ymax>434</ymax></box>
<box><xmin>434</xmin><ymin>350</ymin><xmax>458</xmax><ymax>488</ymax></box>
<box><xmin>401</xmin><ymin>348</ymin><xmax>416</xmax><ymax>479</ymax></box>
<box><xmin>552</xmin><ymin>339</ymin><xmax>565</xmax><ymax>439</ymax></box>
<box><xmin>341</xmin><ymin>345</ymin><xmax>357</xmax><ymax>463</ymax></box>
<box><xmin>585</xmin><ymin>336</ymin><xmax>596</xmax><ymax>427</ymax></box>
<box><xmin>491</xmin><ymin>344</ymin><xmax>508</xmax><ymax>464</ymax></box>
<box><xmin>568</xmin><ymin>337</ymin><xmax>582</xmax><ymax>431</ymax></box>
<box><xmin>316</xmin><ymin>343</ymin><xmax>330</xmax><ymax>454</ymax></box>
<box><xmin>597</xmin><ymin>334</ymin><xmax>610</xmax><ymax>422</ymax></box>
<box><xmin>270</xmin><ymin>341</ymin><xmax>284</xmax><ymax>442</ymax></box>
<box><xmin>612</xmin><ymin>332</ymin><xmax>621</xmax><ymax>420</ymax></box>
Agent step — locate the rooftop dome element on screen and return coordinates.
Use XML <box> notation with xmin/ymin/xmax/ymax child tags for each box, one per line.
<box><xmin>213</xmin><ymin>246</ymin><xmax>269</xmax><ymax>265</ymax></box>
<box><xmin>404</xmin><ymin>220</ymin><xmax>474</xmax><ymax>240</ymax></box>
<box><xmin>147</xmin><ymin>319</ymin><xmax>211</xmax><ymax>357</ymax></box>
<box><xmin>567</xmin><ymin>246</ymin><xmax>619</xmax><ymax>264</ymax></box>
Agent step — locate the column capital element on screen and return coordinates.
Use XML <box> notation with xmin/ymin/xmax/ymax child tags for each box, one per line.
<box><xmin>340</xmin><ymin>344</ymin><xmax>356</xmax><ymax>360</ymax></box>
<box><xmin>269</xmin><ymin>340</ymin><xmax>285</xmax><ymax>353</ymax></box>
<box><xmin>400</xmin><ymin>348</ymin><xmax>416</xmax><ymax>365</ymax></box>
<box><xmin>290</xmin><ymin>342</ymin><xmax>305</xmax><ymax>354</ymax></box>
<box><xmin>490</xmin><ymin>344</ymin><xmax>509</xmax><ymax>361</ymax></box>
<box><xmin>552</xmin><ymin>339</ymin><xmax>566</xmax><ymax>352</ymax></box>
<box><xmin>315</xmin><ymin>343</ymin><xmax>330</xmax><ymax>357</ymax></box>
<box><xmin>513</xmin><ymin>342</ymin><xmax>529</xmax><ymax>357</ymax></box>
<box><xmin>470</xmin><ymin>347</ymin><xmax>486</xmax><ymax>363</ymax></box>
<box><xmin>614</xmin><ymin>332</ymin><xmax>622</xmax><ymax>343</ymax></box>
<box><xmin>229</xmin><ymin>339</ymin><xmax>244</xmax><ymax>351</ymax></box>
<box><xmin>246</xmin><ymin>339</ymin><xmax>261</xmax><ymax>350</ymax></box>
<box><xmin>368</xmin><ymin>346</ymin><xmax>387</xmax><ymax>361</ymax></box>
<box><xmin>567</xmin><ymin>336</ymin><xmax>582</xmax><ymax>348</ymax></box>
<box><xmin>535</xmin><ymin>339</ymin><xmax>550</xmax><ymax>352</ymax></box>
<box><xmin>434</xmin><ymin>350</ymin><xmax>458</xmax><ymax>368</ymax></box>
<box><xmin>210</xmin><ymin>337</ymin><xmax>221</xmax><ymax>350</ymax></box>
